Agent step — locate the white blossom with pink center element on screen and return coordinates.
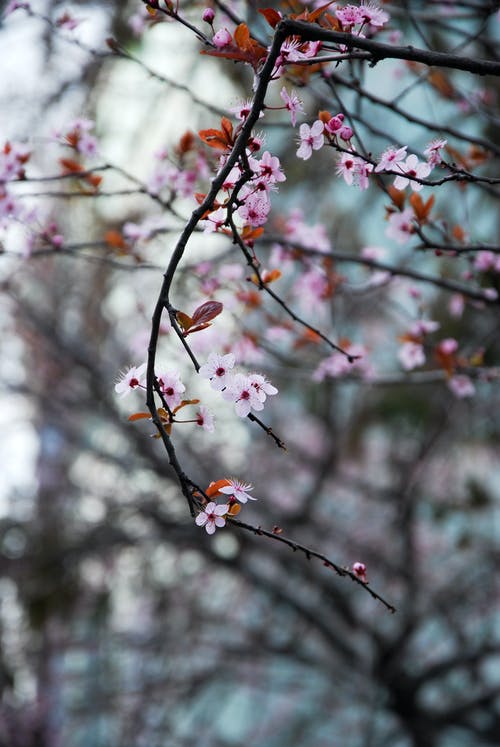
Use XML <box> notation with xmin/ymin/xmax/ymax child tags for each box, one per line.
<box><xmin>114</xmin><ymin>363</ymin><xmax>147</xmax><ymax>397</ymax></box>
<box><xmin>199</xmin><ymin>352</ymin><xmax>236</xmax><ymax>391</ymax></box>
<box><xmin>219</xmin><ymin>479</ymin><xmax>256</xmax><ymax>503</ymax></box>
<box><xmin>195</xmin><ymin>502</ymin><xmax>229</xmax><ymax>534</ymax></box>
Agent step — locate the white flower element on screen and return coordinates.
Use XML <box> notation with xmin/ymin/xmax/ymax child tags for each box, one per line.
<box><xmin>219</xmin><ymin>479</ymin><xmax>256</xmax><ymax>503</ymax></box>
<box><xmin>195</xmin><ymin>502</ymin><xmax>229</xmax><ymax>534</ymax></box>
<box><xmin>222</xmin><ymin>373</ymin><xmax>264</xmax><ymax>417</ymax></box>
<box><xmin>114</xmin><ymin>363</ymin><xmax>147</xmax><ymax>397</ymax></box>
<box><xmin>199</xmin><ymin>352</ymin><xmax>236</xmax><ymax>390</ymax></box>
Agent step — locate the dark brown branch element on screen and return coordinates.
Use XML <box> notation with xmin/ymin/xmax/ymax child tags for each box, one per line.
<box><xmin>279</xmin><ymin>18</ymin><xmax>500</xmax><ymax>76</ymax></box>
<box><xmin>228</xmin><ymin>518</ymin><xmax>397</xmax><ymax>613</ymax></box>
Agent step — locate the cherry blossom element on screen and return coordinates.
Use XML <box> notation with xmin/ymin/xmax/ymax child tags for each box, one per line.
<box><xmin>325</xmin><ymin>113</ymin><xmax>345</xmax><ymax>134</ymax></box>
<box><xmin>196</xmin><ymin>405</ymin><xmax>215</xmax><ymax>432</ymax></box>
<box><xmin>313</xmin><ymin>345</ymin><xmax>372</xmax><ymax>381</ymax></box>
<box><xmin>202</xmin><ymin>7</ymin><xmax>215</xmax><ymax>24</ymax></box>
<box><xmin>359</xmin><ymin>2</ymin><xmax>390</xmax><ymax>29</ymax></box>
<box><xmin>219</xmin><ymin>479</ymin><xmax>256</xmax><ymax>503</ymax></box>
<box><xmin>114</xmin><ymin>363</ymin><xmax>147</xmax><ymax>397</ymax></box>
<box><xmin>212</xmin><ymin>27</ymin><xmax>232</xmax><ymax>49</ymax></box>
<box><xmin>448</xmin><ymin>375</ymin><xmax>475</xmax><ymax>398</ymax></box>
<box><xmin>255</xmin><ymin>151</ymin><xmax>286</xmax><ymax>186</ymax></box>
<box><xmin>352</xmin><ymin>562</ymin><xmax>368</xmax><ymax>583</ymax></box>
<box><xmin>409</xmin><ymin>319</ymin><xmax>440</xmax><ymax>336</ymax></box>
<box><xmin>237</xmin><ymin>191</ymin><xmax>271</xmax><ymax>227</ymax></box>
<box><xmin>393</xmin><ymin>154</ymin><xmax>431</xmax><ymax>192</ymax></box>
<box><xmin>195</xmin><ymin>502</ymin><xmax>229</xmax><ymax>534</ymax></box>
<box><xmin>203</xmin><ymin>206</ymin><xmax>227</xmax><ymax>233</ymax></box>
<box><xmin>386</xmin><ymin>208</ymin><xmax>415</xmax><ymax>244</ymax></box>
<box><xmin>222</xmin><ymin>373</ymin><xmax>264</xmax><ymax>417</ymax></box>
<box><xmin>436</xmin><ymin>338</ymin><xmax>458</xmax><ymax>356</ymax></box>
<box><xmin>284</xmin><ymin>209</ymin><xmax>331</xmax><ymax>253</ymax></box>
<box><xmin>157</xmin><ymin>370</ymin><xmax>186</xmax><ymax>409</ymax></box>
<box><xmin>280</xmin><ymin>87</ymin><xmax>304</xmax><ymax>127</ymax></box>
<box><xmin>199</xmin><ymin>352</ymin><xmax>236</xmax><ymax>390</ymax></box>
<box><xmin>248</xmin><ymin>373</ymin><xmax>278</xmax><ymax>403</ymax></box>
<box><xmin>398</xmin><ymin>342</ymin><xmax>426</xmax><ymax>371</ymax></box>
<box><xmin>336</xmin><ymin>152</ymin><xmax>356</xmax><ymax>185</ymax></box>
<box><xmin>424</xmin><ymin>138</ymin><xmax>447</xmax><ymax>166</ymax></box>
<box><xmin>296</xmin><ymin>121</ymin><xmax>324</xmax><ymax>160</ymax></box>
<box><xmin>375</xmin><ymin>145</ymin><xmax>408</xmax><ymax>173</ymax></box>
<box><xmin>339</xmin><ymin>125</ymin><xmax>353</xmax><ymax>142</ymax></box>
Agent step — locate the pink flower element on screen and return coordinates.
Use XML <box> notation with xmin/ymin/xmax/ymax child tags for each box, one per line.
<box><xmin>386</xmin><ymin>208</ymin><xmax>415</xmax><ymax>244</ymax></box>
<box><xmin>352</xmin><ymin>562</ymin><xmax>368</xmax><ymax>583</ymax></box>
<box><xmin>213</xmin><ymin>27</ymin><xmax>232</xmax><ymax>48</ymax></box>
<box><xmin>114</xmin><ymin>363</ymin><xmax>147</xmax><ymax>397</ymax></box>
<box><xmin>337</xmin><ymin>154</ymin><xmax>373</xmax><ymax>189</ymax></box>
<box><xmin>375</xmin><ymin>145</ymin><xmax>408</xmax><ymax>173</ymax></box>
<box><xmin>202</xmin><ymin>7</ymin><xmax>215</xmax><ymax>24</ymax></box>
<box><xmin>336</xmin><ymin>5</ymin><xmax>363</xmax><ymax>27</ymax></box>
<box><xmin>296</xmin><ymin>121</ymin><xmax>324</xmax><ymax>160</ymax></box>
<box><xmin>398</xmin><ymin>342</ymin><xmax>425</xmax><ymax>370</ymax></box>
<box><xmin>203</xmin><ymin>206</ymin><xmax>227</xmax><ymax>233</ymax></box>
<box><xmin>336</xmin><ymin>152</ymin><xmax>356</xmax><ymax>185</ymax></box>
<box><xmin>222</xmin><ymin>373</ymin><xmax>264</xmax><ymax>417</ymax></box>
<box><xmin>448</xmin><ymin>375</ymin><xmax>475</xmax><ymax>399</ymax></box>
<box><xmin>157</xmin><ymin>370</ymin><xmax>186</xmax><ymax>409</ymax></box>
<box><xmin>256</xmin><ymin>151</ymin><xmax>286</xmax><ymax>185</ymax></box>
<box><xmin>248</xmin><ymin>373</ymin><xmax>278</xmax><ymax>402</ymax></box>
<box><xmin>437</xmin><ymin>338</ymin><xmax>458</xmax><ymax>355</ymax></box>
<box><xmin>280</xmin><ymin>87</ymin><xmax>304</xmax><ymax>127</ymax></box>
<box><xmin>325</xmin><ymin>113</ymin><xmax>344</xmax><ymax>134</ymax></box>
<box><xmin>199</xmin><ymin>352</ymin><xmax>236</xmax><ymax>390</ymax></box>
<box><xmin>409</xmin><ymin>319</ymin><xmax>440</xmax><ymax>336</ymax></box>
<box><xmin>355</xmin><ymin>159</ymin><xmax>373</xmax><ymax>190</ymax></box>
<box><xmin>313</xmin><ymin>344</ymin><xmax>371</xmax><ymax>381</ymax></box>
<box><xmin>424</xmin><ymin>138</ymin><xmax>447</xmax><ymax>166</ymax></box>
<box><xmin>237</xmin><ymin>191</ymin><xmax>271</xmax><ymax>227</ymax></box>
<box><xmin>339</xmin><ymin>125</ymin><xmax>353</xmax><ymax>142</ymax></box>
<box><xmin>219</xmin><ymin>479</ymin><xmax>256</xmax><ymax>503</ymax></box>
<box><xmin>195</xmin><ymin>502</ymin><xmax>229</xmax><ymax>534</ymax></box>
<box><xmin>196</xmin><ymin>405</ymin><xmax>215</xmax><ymax>432</ymax></box>
<box><xmin>393</xmin><ymin>154</ymin><xmax>431</xmax><ymax>192</ymax></box>
<box><xmin>359</xmin><ymin>2</ymin><xmax>389</xmax><ymax>28</ymax></box>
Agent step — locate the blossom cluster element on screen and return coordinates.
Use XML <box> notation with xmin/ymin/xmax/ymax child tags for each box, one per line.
<box><xmin>195</xmin><ymin>477</ymin><xmax>257</xmax><ymax>534</ymax></box>
<box><xmin>114</xmin><ymin>363</ymin><xmax>215</xmax><ymax>431</ymax></box>
<box><xmin>203</xmin><ymin>146</ymin><xmax>286</xmax><ymax>233</ymax></box>
<box><xmin>199</xmin><ymin>352</ymin><xmax>278</xmax><ymax>417</ymax></box>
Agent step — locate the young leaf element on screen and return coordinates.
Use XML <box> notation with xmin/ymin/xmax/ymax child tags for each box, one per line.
<box><xmin>191</xmin><ymin>300</ymin><xmax>223</xmax><ymax>327</ymax></box>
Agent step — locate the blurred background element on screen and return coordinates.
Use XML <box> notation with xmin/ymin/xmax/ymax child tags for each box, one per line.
<box><xmin>0</xmin><ymin>1</ymin><xmax>499</xmax><ymax>746</ymax></box>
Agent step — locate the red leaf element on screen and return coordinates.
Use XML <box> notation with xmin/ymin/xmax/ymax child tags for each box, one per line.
<box><xmin>191</xmin><ymin>300</ymin><xmax>223</xmax><ymax>326</ymax></box>
<box><xmin>128</xmin><ymin>412</ymin><xmax>151</xmax><ymax>422</ymax></box>
<box><xmin>258</xmin><ymin>7</ymin><xmax>282</xmax><ymax>28</ymax></box>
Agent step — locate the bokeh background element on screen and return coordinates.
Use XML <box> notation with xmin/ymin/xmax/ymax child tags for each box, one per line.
<box><xmin>1</xmin><ymin>1</ymin><xmax>500</xmax><ymax>746</ymax></box>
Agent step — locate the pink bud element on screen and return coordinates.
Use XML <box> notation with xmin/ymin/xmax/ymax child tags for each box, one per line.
<box><xmin>202</xmin><ymin>7</ymin><xmax>215</xmax><ymax>24</ymax></box>
<box><xmin>339</xmin><ymin>125</ymin><xmax>353</xmax><ymax>141</ymax></box>
<box><xmin>352</xmin><ymin>562</ymin><xmax>368</xmax><ymax>583</ymax></box>
<box><xmin>325</xmin><ymin>115</ymin><xmax>344</xmax><ymax>134</ymax></box>
<box><xmin>213</xmin><ymin>27</ymin><xmax>232</xmax><ymax>49</ymax></box>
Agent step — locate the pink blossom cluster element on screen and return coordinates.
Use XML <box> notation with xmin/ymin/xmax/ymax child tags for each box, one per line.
<box><xmin>313</xmin><ymin>344</ymin><xmax>372</xmax><ymax>381</ymax></box>
<box><xmin>199</xmin><ymin>352</ymin><xmax>278</xmax><ymax>417</ymax></box>
<box><xmin>55</xmin><ymin>118</ymin><xmax>99</xmax><ymax>158</ymax></box>
<box><xmin>0</xmin><ymin>141</ymin><xmax>31</xmax><ymax>223</ymax></box>
<box><xmin>114</xmin><ymin>364</ymin><xmax>214</xmax><ymax>431</ymax></box>
<box><xmin>375</xmin><ymin>139</ymin><xmax>447</xmax><ymax>191</ymax></box>
<box><xmin>398</xmin><ymin>319</ymin><xmax>440</xmax><ymax>371</ymax></box>
<box><xmin>195</xmin><ymin>477</ymin><xmax>258</xmax><ymax>534</ymax></box>
<box><xmin>273</xmin><ymin>37</ymin><xmax>322</xmax><ymax>78</ymax></box>
<box><xmin>336</xmin><ymin>2</ymin><xmax>390</xmax><ymax>35</ymax></box>
<box><xmin>204</xmin><ymin>147</ymin><xmax>286</xmax><ymax>232</ymax></box>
